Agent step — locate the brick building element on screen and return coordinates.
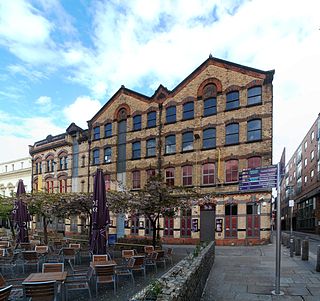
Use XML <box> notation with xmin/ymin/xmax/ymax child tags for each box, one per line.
<box><xmin>30</xmin><ymin>56</ymin><xmax>274</xmax><ymax>245</ymax></box>
<box><xmin>280</xmin><ymin>114</ymin><xmax>320</xmax><ymax>234</ymax></box>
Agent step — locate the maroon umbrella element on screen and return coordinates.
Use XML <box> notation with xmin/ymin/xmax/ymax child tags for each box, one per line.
<box><xmin>12</xmin><ymin>179</ymin><xmax>31</xmax><ymax>243</ymax></box>
<box><xmin>90</xmin><ymin>169</ymin><xmax>110</xmax><ymax>254</ymax></box>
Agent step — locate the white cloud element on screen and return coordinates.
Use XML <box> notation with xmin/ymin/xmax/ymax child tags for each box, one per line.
<box><xmin>63</xmin><ymin>96</ymin><xmax>102</xmax><ymax>128</ymax></box>
<box><xmin>35</xmin><ymin>96</ymin><xmax>51</xmax><ymax>105</ymax></box>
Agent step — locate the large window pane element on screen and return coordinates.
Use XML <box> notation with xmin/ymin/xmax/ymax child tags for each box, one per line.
<box><xmin>247</xmin><ymin>86</ymin><xmax>262</xmax><ymax>105</ymax></box>
<box><xmin>104</xmin><ymin>147</ymin><xmax>112</xmax><ymax>163</ymax></box>
<box><xmin>247</xmin><ymin>119</ymin><xmax>262</xmax><ymax>141</ymax></box>
<box><xmin>146</xmin><ymin>138</ymin><xmax>156</xmax><ymax>157</ymax></box>
<box><xmin>183</xmin><ymin>102</ymin><xmax>194</xmax><ymax>120</ymax></box>
<box><xmin>132</xmin><ymin>141</ymin><xmax>141</xmax><ymax>159</ymax></box>
<box><xmin>147</xmin><ymin>111</ymin><xmax>156</xmax><ymax>128</ymax></box>
<box><xmin>165</xmin><ymin>135</ymin><xmax>176</xmax><ymax>154</ymax></box>
<box><xmin>226</xmin><ymin>91</ymin><xmax>239</xmax><ymax>110</ymax></box>
<box><xmin>203</xmin><ymin>128</ymin><xmax>216</xmax><ymax>149</ymax></box>
<box><xmin>226</xmin><ymin>123</ymin><xmax>239</xmax><ymax>145</ymax></box>
<box><xmin>105</xmin><ymin>123</ymin><xmax>112</xmax><ymax>137</ymax></box>
<box><xmin>133</xmin><ymin>115</ymin><xmax>142</xmax><ymax>131</ymax></box>
<box><xmin>203</xmin><ymin>98</ymin><xmax>216</xmax><ymax>116</ymax></box>
<box><xmin>166</xmin><ymin>106</ymin><xmax>176</xmax><ymax>123</ymax></box>
<box><xmin>182</xmin><ymin>132</ymin><xmax>193</xmax><ymax>151</ymax></box>
<box><xmin>225</xmin><ymin>159</ymin><xmax>238</xmax><ymax>182</ymax></box>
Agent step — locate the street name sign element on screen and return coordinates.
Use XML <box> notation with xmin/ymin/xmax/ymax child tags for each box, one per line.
<box><xmin>239</xmin><ymin>165</ymin><xmax>278</xmax><ymax>191</ymax></box>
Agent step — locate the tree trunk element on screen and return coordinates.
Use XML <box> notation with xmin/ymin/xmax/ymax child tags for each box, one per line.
<box><xmin>43</xmin><ymin>216</ymin><xmax>48</xmax><ymax>244</ymax></box>
<box><xmin>151</xmin><ymin>219</ymin><xmax>157</xmax><ymax>248</ymax></box>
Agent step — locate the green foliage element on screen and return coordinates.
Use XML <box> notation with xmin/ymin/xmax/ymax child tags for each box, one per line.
<box><xmin>146</xmin><ymin>279</ymin><xmax>163</xmax><ymax>299</ymax></box>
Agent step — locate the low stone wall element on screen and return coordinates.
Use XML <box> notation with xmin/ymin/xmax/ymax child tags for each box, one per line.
<box><xmin>131</xmin><ymin>241</ymin><xmax>215</xmax><ymax>301</ymax></box>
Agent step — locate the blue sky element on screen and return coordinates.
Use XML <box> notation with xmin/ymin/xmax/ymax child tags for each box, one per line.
<box><xmin>0</xmin><ymin>0</ymin><xmax>319</xmax><ymax>163</ymax></box>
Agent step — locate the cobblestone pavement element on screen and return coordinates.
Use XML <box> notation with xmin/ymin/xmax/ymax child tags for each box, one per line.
<box><xmin>201</xmin><ymin>240</ymin><xmax>320</xmax><ymax>301</ymax></box>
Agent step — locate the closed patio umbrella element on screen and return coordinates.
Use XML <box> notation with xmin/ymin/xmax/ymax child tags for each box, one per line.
<box><xmin>12</xmin><ymin>179</ymin><xmax>31</xmax><ymax>243</ymax></box>
<box><xmin>90</xmin><ymin>169</ymin><xmax>110</xmax><ymax>254</ymax></box>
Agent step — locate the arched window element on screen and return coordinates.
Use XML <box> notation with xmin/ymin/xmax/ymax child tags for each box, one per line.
<box><xmin>225</xmin><ymin>160</ymin><xmax>238</xmax><ymax>182</ymax></box>
<box><xmin>225</xmin><ymin>123</ymin><xmax>239</xmax><ymax>145</ymax></box>
<box><xmin>203</xmin><ymin>83</ymin><xmax>217</xmax><ymax>116</ymax></box>
<box><xmin>247</xmin><ymin>119</ymin><xmax>262</xmax><ymax>141</ymax></box>
<box><xmin>247</xmin><ymin>156</ymin><xmax>262</xmax><ymax>169</ymax></box>
<box><xmin>183</xmin><ymin>102</ymin><xmax>194</xmax><ymax>120</ymax></box>
<box><xmin>226</xmin><ymin>91</ymin><xmax>239</xmax><ymax>110</ymax></box>
<box><xmin>247</xmin><ymin>86</ymin><xmax>262</xmax><ymax>105</ymax></box>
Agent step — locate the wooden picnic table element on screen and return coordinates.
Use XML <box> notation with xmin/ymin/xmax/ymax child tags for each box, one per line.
<box><xmin>23</xmin><ymin>272</ymin><xmax>68</xmax><ymax>283</ymax></box>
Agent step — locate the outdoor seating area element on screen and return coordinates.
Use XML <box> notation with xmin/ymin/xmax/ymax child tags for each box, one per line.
<box><xmin>0</xmin><ymin>236</ymin><xmax>179</xmax><ymax>301</ymax></box>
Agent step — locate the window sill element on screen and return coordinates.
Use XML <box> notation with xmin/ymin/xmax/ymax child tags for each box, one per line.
<box><xmin>164</xmin><ymin>152</ymin><xmax>176</xmax><ymax>156</ymax></box>
<box><xmin>224</xmin><ymin>181</ymin><xmax>239</xmax><ymax>185</ymax></box>
<box><xmin>202</xmin><ymin>113</ymin><xmax>217</xmax><ymax>118</ymax></box>
<box><xmin>92</xmin><ymin>138</ymin><xmax>100</xmax><ymax>141</ymax></box>
<box><xmin>224</xmin><ymin>107</ymin><xmax>240</xmax><ymax>112</ymax></box>
<box><xmin>132</xmin><ymin>128</ymin><xmax>141</xmax><ymax>132</ymax></box>
<box><xmin>145</xmin><ymin>155</ymin><xmax>157</xmax><ymax>159</ymax></box>
<box><xmin>182</xmin><ymin>117</ymin><xmax>194</xmax><ymax>121</ymax></box>
<box><xmin>245</xmin><ymin>139</ymin><xmax>262</xmax><ymax>144</ymax></box>
<box><xmin>224</xmin><ymin>142</ymin><xmax>240</xmax><ymax>147</ymax></box>
<box><xmin>200</xmin><ymin>184</ymin><xmax>216</xmax><ymax>188</ymax></box>
<box><xmin>246</xmin><ymin>102</ymin><xmax>262</xmax><ymax>108</ymax></box>
<box><xmin>201</xmin><ymin>147</ymin><xmax>216</xmax><ymax>151</ymax></box>
<box><xmin>165</xmin><ymin>121</ymin><xmax>177</xmax><ymax>125</ymax></box>
<box><xmin>131</xmin><ymin>157</ymin><xmax>141</xmax><ymax>161</ymax></box>
<box><xmin>181</xmin><ymin>149</ymin><xmax>194</xmax><ymax>154</ymax></box>
<box><xmin>147</xmin><ymin>125</ymin><xmax>157</xmax><ymax>129</ymax></box>
<box><xmin>103</xmin><ymin>161</ymin><xmax>112</xmax><ymax>165</ymax></box>
<box><xmin>104</xmin><ymin>135</ymin><xmax>113</xmax><ymax>139</ymax></box>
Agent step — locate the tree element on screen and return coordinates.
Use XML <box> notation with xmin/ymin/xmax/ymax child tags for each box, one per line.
<box><xmin>0</xmin><ymin>195</ymin><xmax>15</xmax><ymax>238</ymax></box>
<box><xmin>112</xmin><ymin>174</ymin><xmax>198</xmax><ymax>247</ymax></box>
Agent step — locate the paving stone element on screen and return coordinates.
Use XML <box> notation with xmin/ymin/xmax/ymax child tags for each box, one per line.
<box><xmin>306</xmin><ymin>286</ymin><xmax>320</xmax><ymax>295</ymax></box>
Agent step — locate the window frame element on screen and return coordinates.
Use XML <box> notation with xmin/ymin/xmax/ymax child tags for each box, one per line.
<box><xmin>247</xmin><ymin>119</ymin><xmax>262</xmax><ymax>142</ymax></box>
<box><xmin>104</xmin><ymin>123</ymin><xmax>112</xmax><ymax>137</ymax></box>
<box><xmin>247</xmin><ymin>86</ymin><xmax>262</xmax><ymax>106</ymax></box>
<box><xmin>203</xmin><ymin>97</ymin><xmax>217</xmax><ymax>116</ymax></box>
<box><xmin>225</xmin><ymin>123</ymin><xmax>239</xmax><ymax>145</ymax></box>
<box><xmin>133</xmin><ymin>115</ymin><xmax>142</xmax><ymax>131</ymax></box>
<box><xmin>147</xmin><ymin>111</ymin><xmax>157</xmax><ymax>128</ymax></box>
<box><xmin>132</xmin><ymin>170</ymin><xmax>141</xmax><ymax>189</ymax></box>
<box><xmin>165</xmin><ymin>167</ymin><xmax>175</xmax><ymax>186</ymax></box>
<box><xmin>93</xmin><ymin>126</ymin><xmax>100</xmax><ymax>140</ymax></box>
<box><xmin>202</xmin><ymin>163</ymin><xmax>215</xmax><ymax>185</ymax></box>
<box><xmin>203</xmin><ymin>128</ymin><xmax>216</xmax><ymax>149</ymax></box>
<box><xmin>247</xmin><ymin>156</ymin><xmax>262</xmax><ymax>169</ymax></box>
<box><xmin>104</xmin><ymin>147</ymin><xmax>112</xmax><ymax>163</ymax></box>
<box><xmin>182</xmin><ymin>165</ymin><xmax>193</xmax><ymax>186</ymax></box>
<box><xmin>225</xmin><ymin>159</ymin><xmax>239</xmax><ymax>183</ymax></box>
<box><xmin>183</xmin><ymin>101</ymin><xmax>194</xmax><ymax>120</ymax></box>
<box><xmin>226</xmin><ymin>91</ymin><xmax>239</xmax><ymax>110</ymax></box>
<box><xmin>92</xmin><ymin>149</ymin><xmax>100</xmax><ymax>165</ymax></box>
<box><xmin>165</xmin><ymin>135</ymin><xmax>176</xmax><ymax>154</ymax></box>
<box><xmin>182</xmin><ymin>131</ymin><xmax>194</xmax><ymax>152</ymax></box>
<box><xmin>132</xmin><ymin>141</ymin><xmax>141</xmax><ymax>159</ymax></box>
<box><xmin>166</xmin><ymin>106</ymin><xmax>176</xmax><ymax>123</ymax></box>
<box><xmin>146</xmin><ymin>138</ymin><xmax>156</xmax><ymax>157</ymax></box>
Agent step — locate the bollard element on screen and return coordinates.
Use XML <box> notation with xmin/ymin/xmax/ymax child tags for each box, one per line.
<box><xmin>289</xmin><ymin>237</ymin><xmax>294</xmax><ymax>257</ymax></box>
<box><xmin>316</xmin><ymin>246</ymin><xmax>320</xmax><ymax>272</ymax></box>
<box><xmin>286</xmin><ymin>235</ymin><xmax>290</xmax><ymax>249</ymax></box>
<box><xmin>301</xmin><ymin>240</ymin><xmax>309</xmax><ymax>261</ymax></box>
<box><xmin>295</xmin><ymin>238</ymin><xmax>301</xmax><ymax>256</ymax></box>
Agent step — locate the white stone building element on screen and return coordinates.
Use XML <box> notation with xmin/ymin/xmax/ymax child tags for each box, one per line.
<box><xmin>0</xmin><ymin>157</ymin><xmax>32</xmax><ymax>196</ymax></box>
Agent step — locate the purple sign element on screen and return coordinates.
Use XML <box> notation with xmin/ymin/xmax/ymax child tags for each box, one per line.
<box><xmin>239</xmin><ymin>165</ymin><xmax>277</xmax><ymax>191</ymax></box>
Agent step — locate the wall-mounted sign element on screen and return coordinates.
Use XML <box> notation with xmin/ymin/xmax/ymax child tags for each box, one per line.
<box><xmin>289</xmin><ymin>200</ymin><xmax>294</xmax><ymax>207</ymax></box>
<box><xmin>216</xmin><ymin>218</ymin><xmax>223</xmax><ymax>232</ymax></box>
<box><xmin>239</xmin><ymin>165</ymin><xmax>278</xmax><ymax>191</ymax></box>
<box><xmin>192</xmin><ymin>219</ymin><xmax>198</xmax><ymax>232</ymax></box>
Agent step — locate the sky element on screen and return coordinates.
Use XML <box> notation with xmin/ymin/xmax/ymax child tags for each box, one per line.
<box><xmin>0</xmin><ymin>0</ymin><xmax>319</xmax><ymax>164</ymax></box>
